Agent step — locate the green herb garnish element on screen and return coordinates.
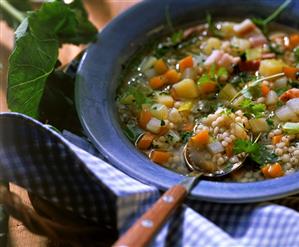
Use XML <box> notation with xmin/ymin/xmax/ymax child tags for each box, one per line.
<box><xmin>198</xmin><ymin>64</ymin><xmax>228</xmax><ymax>85</ymax></box>
<box><xmin>125</xmin><ymin>85</ymin><xmax>153</xmax><ymax>109</ymax></box>
<box><xmin>252</xmin><ymin>0</ymin><xmax>292</xmax><ymax>35</ymax></box>
<box><xmin>274</xmin><ymin>87</ymin><xmax>290</xmax><ymax>96</ymax></box>
<box><xmin>123</xmin><ymin>124</ymin><xmax>143</xmax><ymax>142</ymax></box>
<box><xmin>230</xmin><ymin>72</ymin><xmax>256</xmax><ymax>86</ymax></box>
<box><xmin>206</xmin><ymin>12</ymin><xmax>222</xmax><ymax>38</ymax></box>
<box><xmin>181</xmin><ymin>131</ymin><xmax>193</xmax><ymax>144</ymax></box>
<box><xmin>240</xmin><ymin>99</ymin><xmax>266</xmax><ymax>118</ymax></box>
<box><xmin>233</xmin><ymin>139</ymin><xmax>278</xmax><ymax>166</ymax></box>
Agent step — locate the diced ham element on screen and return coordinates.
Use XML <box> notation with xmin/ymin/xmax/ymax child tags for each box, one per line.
<box><xmin>204</xmin><ymin>50</ymin><xmax>240</xmax><ymax>71</ymax></box>
<box><xmin>233</xmin><ymin>19</ymin><xmax>256</xmax><ymax>36</ymax></box>
<box><xmin>218</xmin><ymin>53</ymin><xmax>240</xmax><ymax>69</ymax></box>
<box><xmin>261</xmin><ymin>53</ymin><xmax>276</xmax><ymax>59</ymax></box>
<box><xmin>249</xmin><ymin>34</ymin><xmax>268</xmax><ymax>47</ymax></box>
<box><xmin>204</xmin><ymin>50</ymin><xmax>223</xmax><ymax>67</ymax></box>
<box><xmin>279</xmin><ymin>88</ymin><xmax>299</xmax><ymax>102</ymax></box>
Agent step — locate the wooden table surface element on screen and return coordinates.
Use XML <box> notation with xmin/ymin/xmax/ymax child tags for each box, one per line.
<box><xmin>0</xmin><ymin>1</ymin><xmax>139</xmax><ymax>246</ymax></box>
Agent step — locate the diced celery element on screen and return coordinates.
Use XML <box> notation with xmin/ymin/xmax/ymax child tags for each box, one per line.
<box><xmin>245</xmin><ymin>48</ymin><xmax>262</xmax><ymax>61</ymax></box>
<box><xmin>219</xmin><ymin>84</ymin><xmax>237</xmax><ymax>101</ymax></box>
<box><xmin>282</xmin><ymin>122</ymin><xmax>299</xmax><ymax>134</ymax></box>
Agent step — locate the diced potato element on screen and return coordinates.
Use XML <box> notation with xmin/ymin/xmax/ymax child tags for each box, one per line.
<box><xmin>156</xmin><ymin>95</ymin><xmax>174</xmax><ymax>108</ymax></box>
<box><xmin>168</xmin><ymin>108</ymin><xmax>182</xmax><ymax>123</ymax></box>
<box><xmin>172</xmin><ymin>79</ymin><xmax>199</xmax><ymax>98</ymax></box>
<box><xmin>150</xmin><ymin>103</ymin><xmax>169</xmax><ymax>120</ymax></box>
<box><xmin>178</xmin><ymin>101</ymin><xmax>193</xmax><ymax>112</ymax></box>
<box><xmin>230</xmin><ymin>37</ymin><xmax>251</xmax><ymax>51</ymax></box>
<box><xmin>259</xmin><ymin>59</ymin><xmax>285</xmax><ymax>77</ymax></box>
<box><xmin>219</xmin><ymin>84</ymin><xmax>238</xmax><ymax>101</ymax></box>
<box><xmin>249</xmin><ymin>118</ymin><xmax>269</xmax><ymax>133</ymax></box>
<box><xmin>220</xmin><ymin>22</ymin><xmax>235</xmax><ymax>38</ymax></box>
<box><xmin>245</xmin><ymin>48</ymin><xmax>262</xmax><ymax>61</ymax></box>
<box><xmin>203</xmin><ymin>37</ymin><xmax>222</xmax><ymax>55</ymax></box>
<box><xmin>146</xmin><ymin>117</ymin><xmax>162</xmax><ymax>134</ymax></box>
<box><xmin>232</xmin><ymin>123</ymin><xmax>248</xmax><ymax>139</ymax></box>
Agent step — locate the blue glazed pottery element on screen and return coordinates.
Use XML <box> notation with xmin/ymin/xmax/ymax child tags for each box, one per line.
<box><xmin>76</xmin><ymin>0</ymin><xmax>299</xmax><ymax>202</ymax></box>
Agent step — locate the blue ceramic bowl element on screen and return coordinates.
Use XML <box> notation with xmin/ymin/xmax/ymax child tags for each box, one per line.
<box><xmin>76</xmin><ymin>0</ymin><xmax>299</xmax><ymax>203</ymax></box>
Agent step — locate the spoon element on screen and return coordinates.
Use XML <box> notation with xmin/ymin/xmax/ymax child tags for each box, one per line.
<box><xmin>113</xmin><ymin>136</ymin><xmax>250</xmax><ymax>247</ymax></box>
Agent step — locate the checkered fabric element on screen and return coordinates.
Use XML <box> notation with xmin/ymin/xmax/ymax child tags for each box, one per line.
<box><xmin>0</xmin><ymin>112</ymin><xmax>299</xmax><ymax>247</ymax></box>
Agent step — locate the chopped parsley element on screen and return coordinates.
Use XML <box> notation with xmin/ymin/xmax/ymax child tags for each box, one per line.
<box><xmin>240</xmin><ymin>99</ymin><xmax>266</xmax><ymax>118</ymax></box>
<box><xmin>181</xmin><ymin>131</ymin><xmax>193</xmax><ymax>144</ymax></box>
<box><xmin>198</xmin><ymin>64</ymin><xmax>228</xmax><ymax>85</ymax></box>
<box><xmin>233</xmin><ymin>140</ymin><xmax>278</xmax><ymax>166</ymax></box>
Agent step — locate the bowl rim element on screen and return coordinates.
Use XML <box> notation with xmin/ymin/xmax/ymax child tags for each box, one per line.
<box><xmin>75</xmin><ymin>0</ymin><xmax>299</xmax><ymax>203</ymax></box>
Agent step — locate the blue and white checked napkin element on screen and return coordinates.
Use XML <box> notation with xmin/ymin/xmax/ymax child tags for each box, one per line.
<box><xmin>0</xmin><ymin>112</ymin><xmax>299</xmax><ymax>247</ymax></box>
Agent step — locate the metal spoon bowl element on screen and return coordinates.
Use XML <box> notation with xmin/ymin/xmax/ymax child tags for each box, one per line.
<box><xmin>113</xmin><ymin>133</ymin><xmax>252</xmax><ymax>247</ymax></box>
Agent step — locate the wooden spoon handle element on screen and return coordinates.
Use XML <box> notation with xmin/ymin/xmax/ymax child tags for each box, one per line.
<box><xmin>112</xmin><ymin>184</ymin><xmax>187</xmax><ymax>247</ymax></box>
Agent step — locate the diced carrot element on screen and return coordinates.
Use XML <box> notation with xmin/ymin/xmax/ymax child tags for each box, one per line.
<box><xmin>137</xmin><ymin>133</ymin><xmax>155</xmax><ymax>150</ymax></box>
<box><xmin>261</xmin><ymin>165</ymin><xmax>271</xmax><ymax>178</ymax></box>
<box><xmin>149</xmin><ymin>75</ymin><xmax>167</xmax><ymax>89</ymax></box>
<box><xmin>272</xmin><ymin>134</ymin><xmax>283</xmax><ymax>145</ymax></box>
<box><xmin>261</xmin><ymin>82</ymin><xmax>270</xmax><ymax>97</ymax></box>
<box><xmin>279</xmin><ymin>88</ymin><xmax>299</xmax><ymax>102</ymax></box>
<box><xmin>283</xmin><ymin>66</ymin><xmax>299</xmax><ymax>81</ymax></box>
<box><xmin>178</xmin><ymin>55</ymin><xmax>193</xmax><ymax>72</ymax></box>
<box><xmin>158</xmin><ymin>126</ymin><xmax>169</xmax><ymax>136</ymax></box>
<box><xmin>150</xmin><ymin>150</ymin><xmax>171</xmax><ymax>165</ymax></box>
<box><xmin>262</xmin><ymin>163</ymin><xmax>284</xmax><ymax>178</ymax></box>
<box><xmin>154</xmin><ymin>59</ymin><xmax>168</xmax><ymax>74</ymax></box>
<box><xmin>182</xmin><ymin>122</ymin><xmax>194</xmax><ymax>132</ymax></box>
<box><xmin>200</xmin><ymin>82</ymin><xmax>217</xmax><ymax>94</ymax></box>
<box><xmin>165</xmin><ymin>69</ymin><xmax>181</xmax><ymax>84</ymax></box>
<box><xmin>138</xmin><ymin>110</ymin><xmax>152</xmax><ymax>129</ymax></box>
<box><xmin>190</xmin><ymin>130</ymin><xmax>210</xmax><ymax>146</ymax></box>
<box><xmin>288</xmin><ymin>34</ymin><xmax>299</xmax><ymax>49</ymax></box>
<box><xmin>268</xmin><ymin>163</ymin><xmax>284</xmax><ymax>178</ymax></box>
<box><xmin>226</xmin><ymin>142</ymin><xmax>234</xmax><ymax>158</ymax></box>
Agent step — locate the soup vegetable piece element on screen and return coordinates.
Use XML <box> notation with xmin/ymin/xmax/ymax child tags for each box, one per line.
<box><xmin>117</xmin><ymin>5</ymin><xmax>299</xmax><ymax>182</ymax></box>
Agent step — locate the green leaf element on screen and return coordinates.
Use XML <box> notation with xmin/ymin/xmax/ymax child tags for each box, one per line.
<box><xmin>8</xmin><ymin>32</ymin><xmax>59</xmax><ymax>118</ymax></box>
<box><xmin>233</xmin><ymin>139</ymin><xmax>278</xmax><ymax>166</ymax></box>
<box><xmin>7</xmin><ymin>0</ymin><xmax>97</xmax><ymax>118</ymax></box>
